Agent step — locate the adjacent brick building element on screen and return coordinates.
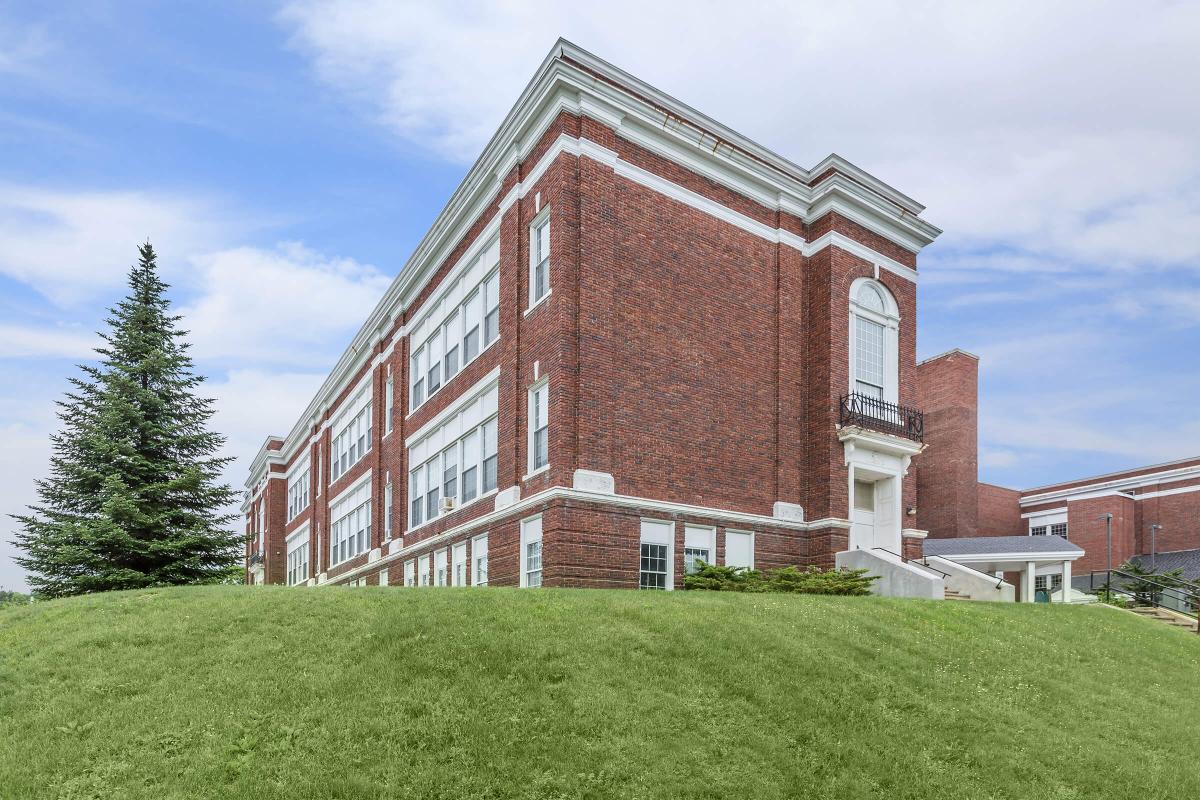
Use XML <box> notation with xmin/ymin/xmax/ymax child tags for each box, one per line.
<box><xmin>914</xmin><ymin>350</ymin><xmax>1200</xmax><ymax>582</ymax></box>
<box><xmin>242</xmin><ymin>40</ymin><xmax>941</xmax><ymax>590</ymax></box>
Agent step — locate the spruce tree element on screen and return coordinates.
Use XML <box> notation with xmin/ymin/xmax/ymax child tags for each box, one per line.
<box><xmin>13</xmin><ymin>243</ymin><xmax>239</xmax><ymax>597</ymax></box>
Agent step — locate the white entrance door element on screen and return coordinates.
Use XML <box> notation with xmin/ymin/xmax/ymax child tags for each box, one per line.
<box><xmin>850</xmin><ymin>479</ymin><xmax>875</xmax><ymax>549</ymax></box>
<box><xmin>874</xmin><ymin>476</ymin><xmax>899</xmax><ymax>552</ymax></box>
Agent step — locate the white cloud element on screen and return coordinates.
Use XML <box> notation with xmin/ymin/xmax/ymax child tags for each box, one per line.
<box><xmin>208</xmin><ymin>368</ymin><xmax>328</xmax><ymax>484</ymax></box>
<box><xmin>0</xmin><ymin>184</ymin><xmax>240</xmax><ymax>305</ymax></box>
<box><xmin>278</xmin><ymin>1</ymin><xmax>1200</xmax><ymax>268</ymax></box>
<box><xmin>0</xmin><ymin>322</ymin><xmax>97</xmax><ymax>359</ymax></box>
<box><xmin>180</xmin><ymin>242</ymin><xmax>392</xmax><ymax>366</ymax></box>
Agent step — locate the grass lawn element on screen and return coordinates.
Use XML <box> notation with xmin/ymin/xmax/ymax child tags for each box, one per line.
<box><xmin>1</xmin><ymin>586</ymin><xmax>1199</xmax><ymax>799</ymax></box>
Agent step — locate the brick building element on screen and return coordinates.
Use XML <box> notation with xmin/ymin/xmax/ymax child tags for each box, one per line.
<box><xmin>241</xmin><ymin>40</ymin><xmax>1199</xmax><ymax>598</ymax></box>
<box><xmin>915</xmin><ymin>349</ymin><xmax>1200</xmax><ymax>597</ymax></box>
<box><xmin>242</xmin><ymin>40</ymin><xmax>943</xmax><ymax>591</ymax></box>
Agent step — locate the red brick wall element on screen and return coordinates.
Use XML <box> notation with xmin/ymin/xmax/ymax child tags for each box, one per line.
<box><xmin>1131</xmin><ymin>481</ymin><xmax>1200</xmax><ymax>555</ymax></box>
<box><xmin>914</xmin><ymin>351</ymin><xmax>979</xmax><ymax>538</ymax></box>
<box><xmin>978</xmin><ymin>482</ymin><xmax>1023</xmax><ymax>536</ymax></box>
<box><xmin>1067</xmin><ymin>495</ymin><xmax>1137</xmax><ymax>574</ymax></box>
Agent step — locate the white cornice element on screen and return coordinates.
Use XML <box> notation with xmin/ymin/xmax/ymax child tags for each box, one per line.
<box><xmin>1020</xmin><ymin>463</ymin><xmax>1200</xmax><ymax>505</ymax></box>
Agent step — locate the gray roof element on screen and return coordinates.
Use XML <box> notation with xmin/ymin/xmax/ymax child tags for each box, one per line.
<box><xmin>923</xmin><ymin>535</ymin><xmax>1083</xmax><ymax>557</ymax></box>
<box><xmin>1131</xmin><ymin>549</ymin><xmax>1200</xmax><ymax>581</ymax></box>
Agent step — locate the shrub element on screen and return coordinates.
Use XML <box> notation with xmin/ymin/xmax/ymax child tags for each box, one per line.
<box><xmin>683</xmin><ymin>562</ymin><xmax>764</xmax><ymax>592</ymax></box>
<box><xmin>765</xmin><ymin>565</ymin><xmax>878</xmax><ymax>596</ymax></box>
<box><xmin>684</xmin><ymin>563</ymin><xmax>877</xmax><ymax>596</ymax></box>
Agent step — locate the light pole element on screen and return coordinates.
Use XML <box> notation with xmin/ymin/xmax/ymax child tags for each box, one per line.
<box><xmin>1149</xmin><ymin>523</ymin><xmax>1162</xmax><ymax>571</ymax></box>
<box><xmin>1099</xmin><ymin>513</ymin><xmax>1114</xmax><ymax>576</ymax></box>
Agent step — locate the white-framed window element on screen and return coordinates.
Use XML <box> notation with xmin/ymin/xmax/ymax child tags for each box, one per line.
<box><xmin>724</xmin><ymin>530</ymin><xmax>754</xmax><ymax>569</ymax></box>
<box><xmin>453</xmin><ymin>541</ymin><xmax>467</xmax><ymax>587</ymax></box>
<box><xmin>331</xmin><ymin>397</ymin><xmax>372</xmax><ymax>483</ymax></box>
<box><xmin>287</xmin><ymin>465</ymin><xmax>310</xmax><ymax>522</ymax></box>
<box><xmin>483</xmin><ymin>271</ymin><xmax>500</xmax><ymax>346</ymax></box>
<box><xmin>315</xmin><ymin>451</ymin><xmax>321</xmax><ymax>496</ymax></box>
<box><xmin>529</xmin><ymin>213</ymin><xmax>550</xmax><ymax>307</ymax></box>
<box><xmin>408</xmin><ymin>412</ymin><xmax>498</xmax><ymax>529</ymax></box>
<box><xmin>410</xmin><ymin>346</ymin><xmax>425</xmax><ymax>409</ymax></box>
<box><xmin>528</xmin><ymin>379</ymin><xmax>549</xmax><ymax>474</ymax></box>
<box><xmin>1034</xmin><ymin>574</ymin><xmax>1064</xmax><ymax>594</ymax></box>
<box><xmin>419</xmin><ymin>554</ymin><xmax>431</xmax><ymax>586</ymax></box>
<box><xmin>848</xmin><ymin>279</ymin><xmax>899</xmax><ymax>404</ymax></box>
<box><xmin>521</xmin><ymin>516</ymin><xmax>543</xmax><ymax>588</ymax></box>
<box><xmin>379</xmin><ymin>568</ymin><xmax>389</xmax><ymax>587</ymax></box>
<box><xmin>1031</xmin><ymin>525</ymin><xmax>1048</xmax><ymax>536</ymax></box>
<box><xmin>435</xmin><ymin>549</ymin><xmax>448</xmax><ymax>587</ymax></box>
<box><xmin>329</xmin><ymin>480</ymin><xmax>371</xmax><ymax>567</ymax></box>
<box><xmin>385</xmin><ymin>370</ymin><xmax>394</xmax><ymax>435</ymax></box>
<box><xmin>472</xmin><ymin>534</ymin><xmax>489</xmax><ymax>586</ymax></box>
<box><xmin>640</xmin><ymin>519</ymin><xmax>673</xmax><ymax>590</ymax></box>
<box><xmin>407</xmin><ymin>246</ymin><xmax>501</xmax><ymax>414</ymax></box>
<box><xmin>1050</xmin><ymin>523</ymin><xmax>1068</xmax><ymax>539</ymax></box>
<box><xmin>286</xmin><ymin>530</ymin><xmax>310</xmax><ymax>587</ymax></box>
<box><xmin>443</xmin><ymin>308</ymin><xmax>461</xmax><ymax>382</ymax></box>
<box><xmin>383</xmin><ymin>479</ymin><xmax>392</xmax><ymax>540</ymax></box>
<box><xmin>683</xmin><ymin>525</ymin><xmax>716</xmax><ymax>575</ymax></box>
<box><xmin>404</xmin><ymin>559</ymin><xmax>416</xmax><ymax>587</ymax></box>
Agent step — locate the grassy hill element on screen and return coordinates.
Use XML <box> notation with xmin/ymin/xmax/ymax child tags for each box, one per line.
<box><xmin>2</xmin><ymin>587</ymin><xmax>1199</xmax><ymax>799</ymax></box>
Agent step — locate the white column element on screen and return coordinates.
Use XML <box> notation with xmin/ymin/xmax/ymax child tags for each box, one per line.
<box><xmin>1061</xmin><ymin>560</ymin><xmax>1072</xmax><ymax>603</ymax></box>
<box><xmin>1024</xmin><ymin>561</ymin><xmax>1037</xmax><ymax>603</ymax></box>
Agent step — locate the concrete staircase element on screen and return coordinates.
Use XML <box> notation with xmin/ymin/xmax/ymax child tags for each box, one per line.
<box><xmin>1128</xmin><ymin>605</ymin><xmax>1198</xmax><ymax>632</ymax></box>
<box><xmin>943</xmin><ymin>588</ymin><xmax>970</xmax><ymax>601</ymax></box>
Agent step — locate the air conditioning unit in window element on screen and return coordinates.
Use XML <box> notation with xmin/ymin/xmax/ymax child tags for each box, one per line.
<box><xmin>440</xmin><ymin>497</ymin><xmax>456</xmax><ymax>513</ymax></box>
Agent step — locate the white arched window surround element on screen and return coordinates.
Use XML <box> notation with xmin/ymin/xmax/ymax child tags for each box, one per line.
<box><xmin>848</xmin><ymin>278</ymin><xmax>900</xmax><ymax>405</ymax></box>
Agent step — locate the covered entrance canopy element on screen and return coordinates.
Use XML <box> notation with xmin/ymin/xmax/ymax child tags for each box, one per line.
<box><xmin>923</xmin><ymin>535</ymin><xmax>1084</xmax><ymax>602</ymax></box>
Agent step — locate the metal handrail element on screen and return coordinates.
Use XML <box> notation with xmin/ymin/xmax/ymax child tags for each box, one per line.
<box><xmin>1090</xmin><ymin>569</ymin><xmax>1199</xmax><ymax>627</ymax></box>
<box><xmin>870</xmin><ymin>547</ymin><xmax>951</xmax><ymax>579</ymax></box>
<box><xmin>839</xmin><ymin>393</ymin><xmax>924</xmax><ymax>442</ymax></box>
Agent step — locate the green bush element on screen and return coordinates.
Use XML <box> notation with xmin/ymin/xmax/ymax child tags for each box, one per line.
<box><xmin>683</xmin><ymin>563</ymin><xmax>877</xmax><ymax>596</ymax></box>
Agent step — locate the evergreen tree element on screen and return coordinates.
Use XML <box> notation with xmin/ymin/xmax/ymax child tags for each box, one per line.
<box><xmin>13</xmin><ymin>243</ymin><xmax>239</xmax><ymax>597</ymax></box>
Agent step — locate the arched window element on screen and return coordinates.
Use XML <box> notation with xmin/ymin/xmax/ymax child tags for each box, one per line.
<box><xmin>849</xmin><ymin>279</ymin><xmax>899</xmax><ymax>403</ymax></box>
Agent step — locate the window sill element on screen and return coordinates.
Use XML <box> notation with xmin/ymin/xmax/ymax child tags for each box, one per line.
<box><xmin>404</xmin><ymin>488</ymin><xmax>498</xmax><ymax>536</ymax></box>
<box><xmin>522</xmin><ymin>464</ymin><xmax>550</xmax><ymax>482</ymax></box>
<box><xmin>524</xmin><ymin>289</ymin><xmax>552</xmax><ymax>317</ymax></box>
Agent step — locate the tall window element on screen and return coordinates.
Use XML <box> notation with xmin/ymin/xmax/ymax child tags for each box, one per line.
<box><xmin>683</xmin><ymin>525</ymin><xmax>715</xmax><ymax>575</ymax></box>
<box><xmin>453</xmin><ymin>542</ymin><xmax>467</xmax><ymax>586</ymax></box>
<box><xmin>849</xmin><ymin>280</ymin><xmax>898</xmax><ymax>404</ymax></box>
<box><xmin>404</xmin><ymin>559</ymin><xmax>416</xmax><ymax>587</ymax></box>
<box><xmin>419</xmin><ymin>555</ymin><xmax>431</xmax><ymax>586</ymax></box>
<box><xmin>385</xmin><ymin>371</ymin><xmax>394</xmax><ymax>434</ymax></box>
<box><xmin>473</xmin><ymin>534</ymin><xmax>489</xmax><ymax>586</ymax></box>
<box><xmin>529</xmin><ymin>380</ymin><xmax>549</xmax><ymax>472</ymax></box>
<box><xmin>331</xmin><ymin>398</ymin><xmax>372</xmax><ymax>483</ymax></box>
<box><xmin>383</xmin><ymin>480</ymin><xmax>392</xmax><ymax>540</ymax></box>
<box><xmin>286</xmin><ymin>533</ymin><xmax>309</xmax><ymax>586</ymax></box>
<box><xmin>287</xmin><ymin>465</ymin><xmax>310</xmax><ymax>522</ymax></box>
<box><xmin>521</xmin><ymin>516</ymin><xmax>543</xmax><ymax>588</ymax></box>
<box><xmin>435</xmin><ymin>549</ymin><xmax>448</xmax><ymax>587</ymax></box>
<box><xmin>640</xmin><ymin>519</ymin><xmax>673</xmax><ymax>590</ymax></box>
<box><xmin>530</xmin><ymin>214</ymin><xmax>550</xmax><ymax>307</ymax></box>
<box><xmin>330</xmin><ymin>480</ymin><xmax>371</xmax><ymax>567</ymax></box>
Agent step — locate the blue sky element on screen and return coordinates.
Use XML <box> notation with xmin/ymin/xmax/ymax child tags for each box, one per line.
<box><xmin>2</xmin><ymin>1</ymin><xmax>1198</xmax><ymax>591</ymax></box>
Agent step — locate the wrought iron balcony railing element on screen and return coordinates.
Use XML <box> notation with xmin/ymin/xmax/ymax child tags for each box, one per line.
<box><xmin>249</xmin><ymin>550</ymin><xmax>265</xmax><ymax>566</ymax></box>
<box><xmin>839</xmin><ymin>393</ymin><xmax>924</xmax><ymax>443</ymax></box>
